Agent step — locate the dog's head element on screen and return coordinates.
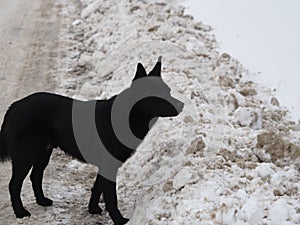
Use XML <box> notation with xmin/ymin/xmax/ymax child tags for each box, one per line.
<box><xmin>131</xmin><ymin>56</ymin><xmax>184</xmax><ymax>117</ymax></box>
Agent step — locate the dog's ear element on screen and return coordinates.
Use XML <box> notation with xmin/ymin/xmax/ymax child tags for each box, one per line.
<box><xmin>148</xmin><ymin>56</ymin><xmax>162</xmax><ymax>77</ymax></box>
<box><xmin>133</xmin><ymin>63</ymin><xmax>147</xmax><ymax>80</ymax></box>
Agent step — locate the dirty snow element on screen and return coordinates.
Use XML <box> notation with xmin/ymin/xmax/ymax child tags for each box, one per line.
<box><xmin>0</xmin><ymin>0</ymin><xmax>299</xmax><ymax>224</ymax></box>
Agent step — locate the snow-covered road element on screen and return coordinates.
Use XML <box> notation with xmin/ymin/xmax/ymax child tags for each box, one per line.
<box><xmin>0</xmin><ymin>0</ymin><xmax>60</xmax><ymax>122</ymax></box>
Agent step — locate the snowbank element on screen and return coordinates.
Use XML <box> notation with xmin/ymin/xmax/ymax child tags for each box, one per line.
<box><xmin>55</xmin><ymin>0</ymin><xmax>300</xmax><ymax>224</ymax></box>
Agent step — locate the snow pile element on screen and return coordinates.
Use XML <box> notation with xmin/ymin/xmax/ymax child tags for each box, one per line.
<box><xmin>56</xmin><ymin>0</ymin><xmax>300</xmax><ymax>224</ymax></box>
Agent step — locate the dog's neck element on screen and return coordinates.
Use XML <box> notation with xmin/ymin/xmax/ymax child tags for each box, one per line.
<box><xmin>129</xmin><ymin>104</ymin><xmax>157</xmax><ymax>140</ymax></box>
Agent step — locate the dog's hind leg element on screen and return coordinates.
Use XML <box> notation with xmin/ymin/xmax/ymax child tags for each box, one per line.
<box><xmin>9</xmin><ymin>152</ymin><xmax>34</xmax><ymax>218</ymax></box>
<box><xmin>88</xmin><ymin>173</ymin><xmax>103</xmax><ymax>214</ymax></box>
<box><xmin>30</xmin><ymin>147</ymin><xmax>53</xmax><ymax>207</ymax></box>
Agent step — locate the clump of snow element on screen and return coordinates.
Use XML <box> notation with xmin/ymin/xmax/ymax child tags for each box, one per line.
<box><xmin>256</xmin><ymin>131</ymin><xmax>300</xmax><ymax>166</ymax></box>
<box><xmin>51</xmin><ymin>0</ymin><xmax>300</xmax><ymax>224</ymax></box>
<box><xmin>234</xmin><ymin>106</ymin><xmax>263</xmax><ymax>130</ymax></box>
<box><xmin>172</xmin><ymin>168</ymin><xmax>193</xmax><ymax>190</ymax></box>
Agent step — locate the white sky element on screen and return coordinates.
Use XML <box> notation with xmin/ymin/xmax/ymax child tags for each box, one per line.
<box><xmin>183</xmin><ymin>0</ymin><xmax>300</xmax><ymax>121</ymax></box>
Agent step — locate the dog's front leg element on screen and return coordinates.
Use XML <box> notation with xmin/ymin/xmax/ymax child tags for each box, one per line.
<box><xmin>89</xmin><ymin>174</ymin><xmax>103</xmax><ymax>214</ymax></box>
<box><xmin>100</xmin><ymin>175</ymin><xmax>129</xmax><ymax>225</ymax></box>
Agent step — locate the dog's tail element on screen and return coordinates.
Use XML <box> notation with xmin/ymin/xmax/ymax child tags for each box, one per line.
<box><xmin>0</xmin><ymin>113</ymin><xmax>10</xmax><ymax>162</ymax></box>
<box><xmin>0</xmin><ymin>131</ymin><xmax>9</xmax><ymax>162</ymax></box>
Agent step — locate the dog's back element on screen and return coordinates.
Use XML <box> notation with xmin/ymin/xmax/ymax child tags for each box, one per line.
<box><xmin>0</xmin><ymin>92</ymin><xmax>75</xmax><ymax>160</ymax></box>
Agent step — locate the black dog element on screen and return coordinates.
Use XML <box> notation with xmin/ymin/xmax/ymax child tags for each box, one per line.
<box><xmin>0</xmin><ymin>57</ymin><xmax>184</xmax><ymax>225</ymax></box>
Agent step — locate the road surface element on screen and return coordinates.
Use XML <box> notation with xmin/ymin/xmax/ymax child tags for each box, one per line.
<box><xmin>0</xmin><ymin>0</ymin><xmax>60</xmax><ymax>122</ymax></box>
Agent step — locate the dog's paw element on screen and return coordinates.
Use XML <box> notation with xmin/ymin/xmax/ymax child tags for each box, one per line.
<box><xmin>37</xmin><ymin>197</ymin><xmax>53</xmax><ymax>206</ymax></box>
<box><xmin>88</xmin><ymin>204</ymin><xmax>103</xmax><ymax>215</ymax></box>
<box><xmin>115</xmin><ymin>217</ymin><xmax>129</xmax><ymax>225</ymax></box>
<box><xmin>16</xmin><ymin>208</ymin><xmax>31</xmax><ymax>218</ymax></box>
